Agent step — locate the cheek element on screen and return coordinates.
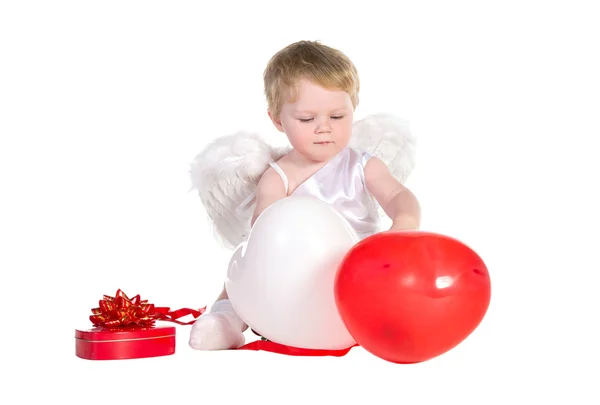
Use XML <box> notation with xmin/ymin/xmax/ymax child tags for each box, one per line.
<box><xmin>282</xmin><ymin>117</ymin><xmax>301</xmax><ymax>132</ymax></box>
<box><xmin>283</xmin><ymin>123</ymin><xmax>310</xmax><ymax>146</ymax></box>
<box><xmin>289</xmin><ymin>123</ymin><xmax>312</xmax><ymax>138</ymax></box>
<box><xmin>335</xmin><ymin>120</ymin><xmax>353</xmax><ymax>135</ymax></box>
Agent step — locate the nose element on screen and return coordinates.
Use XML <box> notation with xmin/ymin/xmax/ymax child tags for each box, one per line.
<box><xmin>315</xmin><ymin>117</ymin><xmax>332</xmax><ymax>133</ymax></box>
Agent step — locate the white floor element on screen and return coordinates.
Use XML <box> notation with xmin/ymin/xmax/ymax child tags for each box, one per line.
<box><xmin>2</xmin><ymin>1</ymin><xmax>599</xmax><ymax>403</ymax></box>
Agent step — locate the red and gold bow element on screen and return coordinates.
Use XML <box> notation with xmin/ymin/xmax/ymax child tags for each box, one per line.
<box><xmin>90</xmin><ymin>289</ymin><xmax>205</xmax><ymax>328</ymax></box>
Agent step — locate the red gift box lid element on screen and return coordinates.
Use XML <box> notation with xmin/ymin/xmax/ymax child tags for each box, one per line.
<box><xmin>75</xmin><ymin>326</ymin><xmax>176</xmax><ymax>341</ymax></box>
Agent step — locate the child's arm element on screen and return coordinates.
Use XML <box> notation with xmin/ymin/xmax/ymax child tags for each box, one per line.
<box><xmin>364</xmin><ymin>156</ymin><xmax>421</xmax><ymax>230</ymax></box>
<box><xmin>251</xmin><ymin>167</ymin><xmax>288</xmax><ymax>226</ymax></box>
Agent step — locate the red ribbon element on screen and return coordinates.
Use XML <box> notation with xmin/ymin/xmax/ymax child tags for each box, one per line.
<box><xmin>236</xmin><ymin>340</ymin><xmax>358</xmax><ymax>357</ymax></box>
<box><xmin>90</xmin><ymin>289</ymin><xmax>205</xmax><ymax>328</ymax></box>
<box><xmin>235</xmin><ymin>329</ymin><xmax>358</xmax><ymax>356</ymax></box>
<box><xmin>89</xmin><ymin>290</ymin><xmax>353</xmax><ymax>357</ymax></box>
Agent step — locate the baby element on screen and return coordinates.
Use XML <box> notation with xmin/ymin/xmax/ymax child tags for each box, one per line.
<box><xmin>189</xmin><ymin>40</ymin><xmax>421</xmax><ymax>350</ymax></box>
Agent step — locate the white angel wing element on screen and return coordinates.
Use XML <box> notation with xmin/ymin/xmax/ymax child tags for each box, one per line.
<box><xmin>189</xmin><ymin>131</ymin><xmax>288</xmax><ymax>250</ymax></box>
<box><xmin>349</xmin><ymin>113</ymin><xmax>416</xmax><ymax>183</ymax></box>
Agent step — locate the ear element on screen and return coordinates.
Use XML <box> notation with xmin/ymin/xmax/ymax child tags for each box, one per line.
<box><xmin>268</xmin><ymin>110</ymin><xmax>284</xmax><ymax>133</ymax></box>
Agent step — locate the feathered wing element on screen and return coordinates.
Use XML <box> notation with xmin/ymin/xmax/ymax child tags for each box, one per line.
<box><xmin>189</xmin><ymin>131</ymin><xmax>289</xmax><ymax>250</ymax></box>
<box><xmin>349</xmin><ymin>113</ymin><xmax>416</xmax><ymax>183</ymax></box>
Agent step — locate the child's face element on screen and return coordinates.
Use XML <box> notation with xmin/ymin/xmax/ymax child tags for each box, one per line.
<box><xmin>270</xmin><ymin>78</ymin><xmax>354</xmax><ymax>163</ymax></box>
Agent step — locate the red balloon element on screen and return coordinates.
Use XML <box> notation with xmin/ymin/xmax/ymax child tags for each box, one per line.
<box><xmin>334</xmin><ymin>230</ymin><xmax>491</xmax><ymax>364</ymax></box>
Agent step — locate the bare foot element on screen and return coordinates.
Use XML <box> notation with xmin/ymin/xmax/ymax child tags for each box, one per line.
<box><xmin>189</xmin><ymin>312</ymin><xmax>246</xmax><ymax>350</ymax></box>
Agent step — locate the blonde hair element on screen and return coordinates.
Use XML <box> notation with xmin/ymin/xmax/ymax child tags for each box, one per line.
<box><xmin>263</xmin><ymin>40</ymin><xmax>360</xmax><ymax>119</ymax></box>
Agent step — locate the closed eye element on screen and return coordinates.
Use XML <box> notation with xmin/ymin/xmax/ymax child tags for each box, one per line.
<box><xmin>298</xmin><ymin>116</ymin><xmax>344</xmax><ymax>123</ymax></box>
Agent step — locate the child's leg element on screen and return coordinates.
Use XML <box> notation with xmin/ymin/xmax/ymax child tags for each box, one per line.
<box><xmin>189</xmin><ymin>284</ymin><xmax>248</xmax><ymax>350</ymax></box>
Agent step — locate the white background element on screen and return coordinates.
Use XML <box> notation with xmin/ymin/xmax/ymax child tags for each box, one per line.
<box><xmin>1</xmin><ymin>0</ymin><xmax>599</xmax><ymax>403</ymax></box>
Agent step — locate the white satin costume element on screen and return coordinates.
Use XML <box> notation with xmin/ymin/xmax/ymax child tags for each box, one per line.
<box><xmin>267</xmin><ymin>148</ymin><xmax>381</xmax><ymax>240</ymax></box>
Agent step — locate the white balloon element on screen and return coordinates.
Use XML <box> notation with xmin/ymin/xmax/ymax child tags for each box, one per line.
<box><xmin>225</xmin><ymin>196</ymin><xmax>359</xmax><ymax>350</ymax></box>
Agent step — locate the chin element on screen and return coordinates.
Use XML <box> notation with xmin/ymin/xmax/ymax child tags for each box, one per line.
<box><xmin>308</xmin><ymin>145</ymin><xmax>342</xmax><ymax>162</ymax></box>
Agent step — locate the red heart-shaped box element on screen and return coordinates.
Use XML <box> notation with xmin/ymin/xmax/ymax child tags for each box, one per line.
<box><xmin>75</xmin><ymin>326</ymin><xmax>176</xmax><ymax>360</ymax></box>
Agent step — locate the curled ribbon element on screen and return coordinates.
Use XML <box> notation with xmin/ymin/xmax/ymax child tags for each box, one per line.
<box><xmin>90</xmin><ymin>289</ymin><xmax>205</xmax><ymax>328</ymax></box>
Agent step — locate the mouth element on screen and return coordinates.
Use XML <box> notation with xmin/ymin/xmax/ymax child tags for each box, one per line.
<box><xmin>314</xmin><ymin>141</ymin><xmax>333</xmax><ymax>145</ymax></box>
